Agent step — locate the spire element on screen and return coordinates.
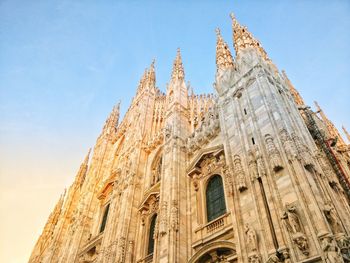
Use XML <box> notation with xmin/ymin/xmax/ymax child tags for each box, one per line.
<box><xmin>230</xmin><ymin>12</ymin><xmax>269</xmax><ymax>60</ymax></box>
<box><xmin>171</xmin><ymin>48</ymin><xmax>185</xmax><ymax>82</ymax></box>
<box><xmin>215</xmin><ymin>28</ymin><xmax>234</xmax><ymax>70</ymax></box>
<box><xmin>83</xmin><ymin>148</ymin><xmax>91</xmax><ymax>165</ymax></box>
<box><xmin>342</xmin><ymin>126</ymin><xmax>350</xmax><ymax>143</ymax></box>
<box><xmin>314</xmin><ymin>101</ymin><xmax>346</xmax><ymax>147</ymax></box>
<box><xmin>102</xmin><ymin>101</ymin><xmax>121</xmax><ymax>133</ymax></box>
<box><xmin>282</xmin><ymin>70</ymin><xmax>305</xmax><ymax>106</ymax></box>
<box><xmin>147</xmin><ymin>59</ymin><xmax>156</xmax><ymax>85</ymax></box>
<box><xmin>75</xmin><ymin>148</ymin><xmax>91</xmax><ymax>187</ymax></box>
<box><xmin>137</xmin><ymin>68</ymin><xmax>149</xmax><ymax>94</ymax></box>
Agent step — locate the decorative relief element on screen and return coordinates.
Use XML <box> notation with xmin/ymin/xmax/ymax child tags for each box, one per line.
<box><xmin>222</xmin><ymin>165</ymin><xmax>233</xmax><ymax>195</ymax></box>
<box><xmin>143</xmin><ymin>130</ymin><xmax>164</xmax><ymax>153</ymax></box>
<box><xmin>187</xmin><ymin>107</ymin><xmax>220</xmax><ymax>154</ymax></box>
<box><xmin>248</xmin><ymin>150</ymin><xmax>258</xmax><ymax>181</ymax></box>
<box><xmin>291</xmin><ymin>133</ymin><xmax>314</xmax><ymax>169</ymax></box>
<box><xmin>321</xmin><ymin>234</ymin><xmax>344</xmax><ymax>263</ymax></box>
<box><xmin>139</xmin><ymin>193</ymin><xmax>159</xmax><ymax>226</ymax></box>
<box><xmin>170</xmin><ymin>200</ymin><xmax>179</xmax><ymax>232</ymax></box>
<box><xmin>315</xmin><ymin>150</ymin><xmax>338</xmax><ymax>186</ymax></box>
<box><xmin>256</xmin><ymin>148</ymin><xmax>267</xmax><ymax>178</ymax></box>
<box><xmin>279</xmin><ymin>129</ymin><xmax>297</xmax><ymax>161</ymax></box>
<box><xmin>159</xmin><ymin>201</ymin><xmax>168</xmax><ymax>236</ymax></box>
<box><xmin>116</xmin><ymin>236</ymin><xmax>126</xmax><ymax>263</ymax></box>
<box><xmin>323</xmin><ymin>202</ymin><xmax>344</xmax><ymax>235</ymax></box>
<box><xmin>245</xmin><ymin>223</ymin><xmax>259</xmax><ymax>253</ymax></box>
<box><xmin>245</xmin><ymin>223</ymin><xmax>262</xmax><ymax>263</ymax></box>
<box><xmin>265</xmin><ymin>134</ymin><xmax>283</xmax><ymax>172</ymax></box>
<box><xmin>281</xmin><ymin>203</ymin><xmax>309</xmax><ymax>255</ymax></box>
<box><xmin>233</xmin><ymin>154</ymin><xmax>247</xmax><ymax>192</ymax></box>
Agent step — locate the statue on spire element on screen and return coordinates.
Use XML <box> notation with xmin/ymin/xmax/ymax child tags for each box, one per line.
<box><xmin>230</xmin><ymin>12</ymin><xmax>269</xmax><ymax>61</ymax></box>
<box><xmin>215</xmin><ymin>28</ymin><xmax>234</xmax><ymax>70</ymax></box>
<box><xmin>171</xmin><ymin>48</ymin><xmax>185</xmax><ymax>82</ymax></box>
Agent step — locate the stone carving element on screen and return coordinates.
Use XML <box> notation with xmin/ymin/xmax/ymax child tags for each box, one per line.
<box><xmin>255</xmin><ymin>147</ymin><xmax>267</xmax><ymax>178</ymax></box>
<box><xmin>222</xmin><ymin>165</ymin><xmax>233</xmax><ymax>195</ymax></box>
<box><xmin>264</xmin><ymin>134</ymin><xmax>283</xmax><ymax>172</ymax></box>
<box><xmin>170</xmin><ymin>200</ymin><xmax>179</xmax><ymax>232</ymax></box>
<box><xmin>187</xmin><ymin>107</ymin><xmax>220</xmax><ymax>154</ymax></box>
<box><xmin>335</xmin><ymin>233</ymin><xmax>350</xmax><ymax>261</ymax></box>
<box><xmin>248</xmin><ymin>150</ymin><xmax>258</xmax><ymax>181</ymax></box>
<box><xmin>323</xmin><ymin>202</ymin><xmax>344</xmax><ymax>235</ymax></box>
<box><xmin>248</xmin><ymin>253</ymin><xmax>261</xmax><ymax>263</ymax></box>
<box><xmin>291</xmin><ymin>133</ymin><xmax>314</xmax><ymax>169</ymax></box>
<box><xmin>233</xmin><ymin>154</ymin><xmax>247</xmax><ymax>191</ymax></box>
<box><xmin>265</xmin><ymin>254</ymin><xmax>280</xmax><ymax>263</ymax></box>
<box><xmin>159</xmin><ymin>201</ymin><xmax>168</xmax><ymax>236</ymax></box>
<box><xmin>321</xmin><ymin>235</ymin><xmax>344</xmax><ymax>263</ymax></box>
<box><xmin>245</xmin><ymin>223</ymin><xmax>258</xmax><ymax>253</ymax></box>
<box><xmin>117</xmin><ymin>236</ymin><xmax>126</xmax><ymax>263</ymax></box>
<box><xmin>279</xmin><ymin>129</ymin><xmax>297</xmax><ymax>161</ymax></box>
<box><xmin>281</xmin><ymin>203</ymin><xmax>309</xmax><ymax>255</ymax></box>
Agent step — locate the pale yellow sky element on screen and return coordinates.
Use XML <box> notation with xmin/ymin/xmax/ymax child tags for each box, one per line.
<box><xmin>0</xmin><ymin>142</ymin><xmax>88</xmax><ymax>263</ymax></box>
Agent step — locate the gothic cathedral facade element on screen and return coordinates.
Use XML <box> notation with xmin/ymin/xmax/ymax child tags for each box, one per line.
<box><xmin>29</xmin><ymin>13</ymin><xmax>350</xmax><ymax>263</ymax></box>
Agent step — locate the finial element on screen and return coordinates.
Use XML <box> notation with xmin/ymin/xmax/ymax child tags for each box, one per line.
<box><xmin>215</xmin><ymin>28</ymin><xmax>221</xmax><ymax>36</ymax></box>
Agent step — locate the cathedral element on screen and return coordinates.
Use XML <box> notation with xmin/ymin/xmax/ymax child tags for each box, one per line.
<box><xmin>29</xmin><ymin>13</ymin><xmax>350</xmax><ymax>263</ymax></box>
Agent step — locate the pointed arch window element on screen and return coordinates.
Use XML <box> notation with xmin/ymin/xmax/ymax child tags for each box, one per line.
<box><xmin>206</xmin><ymin>175</ymin><xmax>226</xmax><ymax>222</ymax></box>
<box><xmin>147</xmin><ymin>214</ymin><xmax>157</xmax><ymax>255</ymax></box>
<box><xmin>99</xmin><ymin>203</ymin><xmax>110</xmax><ymax>233</ymax></box>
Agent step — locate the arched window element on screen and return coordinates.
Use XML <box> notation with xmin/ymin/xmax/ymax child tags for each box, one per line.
<box><xmin>147</xmin><ymin>214</ymin><xmax>157</xmax><ymax>255</ymax></box>
<box><xmin>99</xmin><ymin>203</ymin><xmax>110</xmax><ymax>233</ymax></box>
<box><xmin>206</xmin><ymin>175</ymin><xmax>226</xmax><ymax>222</ymax></box>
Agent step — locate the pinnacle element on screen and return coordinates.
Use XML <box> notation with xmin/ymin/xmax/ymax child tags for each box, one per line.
<box><xmin>215</xmin><ymin>27</ymin><xmax>234</xmax><ymax>70</ymax></box>
<box><xmin>171</xmin><ymin>48</ymin><xmax>185</xmax><ymax>82</ymax></box>
<box><xmin>230</xmin><ymin>12</ymin><xmax>269</xmax><ymax>60</ymax></box>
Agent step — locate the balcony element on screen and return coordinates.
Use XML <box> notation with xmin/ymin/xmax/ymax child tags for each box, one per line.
<box><xmin>192</xmin><ymin>213</ymin><xmax>233</xmax><ymax>249</ymax></box>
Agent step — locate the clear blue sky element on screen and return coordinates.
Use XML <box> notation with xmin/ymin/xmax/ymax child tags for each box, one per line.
<box><xmin>0</xmin><ymin>1</ymin><xmax>349</xmax><ymax>262</ymax></box>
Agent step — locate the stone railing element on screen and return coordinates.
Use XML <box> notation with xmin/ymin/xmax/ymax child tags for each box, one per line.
<box><xmin>193</xmin><ymin>213</ymin><xmax>232</xmax><ymax>248</ymax></box>
<box><xmin>206</xmin><ymin>216</ymin><xmax>224</xmax><ymax>233</ymax></box>
<box><xmin>137</xmin><ymin>253</ymin><xmax>153</xmax><ymax>263</ymax></box>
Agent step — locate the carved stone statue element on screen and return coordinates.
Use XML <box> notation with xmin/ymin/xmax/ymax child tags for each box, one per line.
<box><xmin>282</xmin><ymin>203</ymin><xmax>309</xmax><ymax>255</ymax></box>
<box><xmin>282</xmin><ymin>203</ymin><xmax>301</xmax><ymax>234</ymax></box>
<box><xmin>245</xmin><ymin>223</ymin><xmax>258</xmax><ymax>253</ymax></box>
<box><xmin>321</xmin><ymin>235</ymin><xmax>344</xmax><ymax>263</ymax></box>
<box><xmin>234</xmin><ymin>154</ymin><xmax>247</xmax><ymax>192</ymax></box>
<box><xmin>323</xmin><ymin>202</ymin><xmax>343</xmax><ymax>234</ymax></box>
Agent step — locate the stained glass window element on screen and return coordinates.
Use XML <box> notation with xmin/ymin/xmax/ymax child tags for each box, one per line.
<box><xmin>147</xmin><ymin>214</ymin><xmax>157</xmax><ymax>255</ymax></box>
<box><xmin>99</xmin><ymin>203</ymin><xmax>110</xmax><ymax>233</ymax></box>
<box><xmin>206</xmin><ymin>175</ymin><xmax>226</xmax><ymax>222</ymax></box>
